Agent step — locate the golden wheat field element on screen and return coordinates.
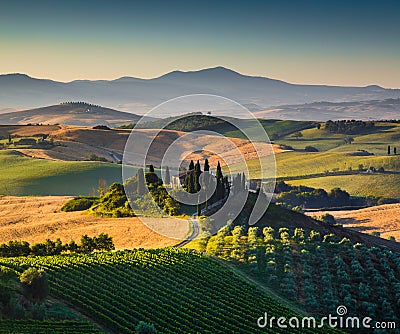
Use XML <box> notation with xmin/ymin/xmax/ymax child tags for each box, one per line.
<box><xmin>306</xmin><ymin>204</ymin><xmax>400</xmax><ymax>241</ymax></box>
<box><xmin>0</xmin><ymin>196</ymin><xmax>190</xmax><ymax>249</ymax></box>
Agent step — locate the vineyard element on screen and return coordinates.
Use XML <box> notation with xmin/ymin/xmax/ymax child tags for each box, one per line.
<box><xmin>0</xmin><ymin>248</ymin><xmax>339</xmax><ymax>333</ymax></box>
<box><xmin>206</xmin><ymin>224</ymin><xmax>400</xmax><ymax>326</ymax></box>
<box><xmin>0</xmin><ymin>320</ymin><xmax>101</xmax><ymax>333</ymax></box>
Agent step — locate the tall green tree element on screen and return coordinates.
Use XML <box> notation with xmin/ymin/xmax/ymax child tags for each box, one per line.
<box><xmin>215</xmin><ymin>162</ymin><xmax>225</xmax><ymax>200</ymax></box>
<box><xmin>188</xmin><ymin>160</ymin><xmax>195</xmax><ymax>171</ymax></box>
<box><xmin>216</xmin><ymin>161</ymin><xmax>222</xmax><ymax>179</ymax></box>
<box><xmin>164</xmin><ymin>166</ymin><xmax>171</xmax><ymax>186</ymax></box>
<box><xmin>20</xmin><ymin>268</ymin><xmax>49</xmax><ymax>303</ymax></box>
<box><xmin>136</xmin><ymin>168</ymin><xmax>146</xmax><ymax>196</ymax></box>
<box><xmin>94</xmin><ymin>233</ymin><xmax>115</xmax><ymax>251</ymax></box>
<box><xmin>194</xmin><ymin>160</ymin><xmax>202</xmax><ymax>192</ymax></box>
<box><xmin>80</xmin><ymin>235</ymin><xmax>96</xmax><ymax>253</ymax></box>
<box><xmin>187</xmin><ymin>173</ymin><xmax>195</xmax><ymax>193</ymax></box>
<box><xmin>204</xmin><ymin>159</ymin><xmax>210</xmax><ymax>172</ymax></box>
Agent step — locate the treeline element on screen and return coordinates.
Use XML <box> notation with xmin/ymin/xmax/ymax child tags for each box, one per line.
<box><xmin>182</xmin><ymin>159</ymin><xmax>227</xmax><ymax>200</ymax></box>
<box><xmin>378</xmin><ymin>119</ymin><xmax>400</xmax><ymax>123</ymax></box>
<box><xmin>125</xmin><ymin>160</ymin><xmax>229</xmax><ymax>216</ymax></box>
<box><xmin>60</xmin><ymin>102</ymin><xmax>101</xmax><ymax>107</ymax></box>
<box><xmin>125</xmin><ymin>165</ymin><xmax>181</xmax><ymax>216</ymax></box>
<box><xmin>138</xmin><ymin>113</ymin><xmax>237</xmax><ymax>133</ymax></box>
<box><xmin>0</xmin><ymin>233</ymin><xmax>114</xmax><ymax>258</ymax></box>
<box><xmin>325</xmin><ymin>120</ymin><xmax>374</xmax><ymax>134</ymax></box>
<box><xmin>274</xmin><ymin>181</ymin><xmax>396</xmax><ymax>209</ymax></box>
<box><xmin>114</xmin><ymin>123</ymin><xmax>135</xmax><ymax>129</ymax></box>
<box><xmin>166</xmin><ymin>114</ymin><xmax>234</xmax><ymax>132</ymax></box>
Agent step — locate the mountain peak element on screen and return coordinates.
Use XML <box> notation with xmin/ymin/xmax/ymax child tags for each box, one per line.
<box><xmin>0</xmin><ymin>73</ymin><xmax>32</xmax><ymax>79</ymax></box>
<box><xmin>155</xmin><ymin>66</ymin><xmax>244</xmax><ymax>81</ymax></box>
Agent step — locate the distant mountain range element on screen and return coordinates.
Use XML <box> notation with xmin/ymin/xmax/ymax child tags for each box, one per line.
<box><xmin>1</xmin><ymin>67</ymin><xmax>400</xmax><ymax>120</ymax></box>
<box><xmin>254</xmin><ymin>98</ymin><xmax>400</xmax><ymax>121</ymax></box>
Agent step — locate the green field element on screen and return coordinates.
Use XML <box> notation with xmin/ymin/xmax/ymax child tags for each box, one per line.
<box><xmin>276</xmin><ymin>122</ymin><xmax>400</xmax><ymax>155</ymax></box>
<box><xmin>287</xmin><ymin>173</ymin><xmax>400</xmax><ymax>199</ymax></box>
<box><xmin>227</xmin><ymin>122</ymin><xmax>400</xmax><ymax>199</ymax></box>
<box><xmin>0</xmin><ymin>248</ymin><xmax>336</xmax><ymax>334</ymax></box>
<box><xmin>222</xmin><ymin>119</ymin><xmax>313</xmax><ymax>141</ymax></box>
<box><xmin>0</xmin><ymin>151</ymin><xmax>137</xmax><ymax>196</ymax></box>
<box><xmin>228</xmin><ymin>151</ymin><xmax>400</xmax><ymax>179</ymax></box>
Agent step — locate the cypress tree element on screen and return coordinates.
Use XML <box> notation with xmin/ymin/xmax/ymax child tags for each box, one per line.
<box><xmin>145</xmin><ymin>165</ymin><xmax>160</xmax><ymax>186</ymax></box>
<box><xmin>184</xmin><ymin>174</ymin><xmax>190</xmax><ymax>191</ymax></box>
<box><xmin>204</xmin><ymin>159</ymin><xmax>210</xmax><ymax>172</ymax></box>
<box><xmin>187</xmin><ymin>173</ymin><xmax>195</xmax><ymax>193</ymax></box>
<box><xmin>215</xmin><ymin>162</ymin><xmax>224</xmax><ymax>200</ymax></box>
<box><xmin>241</xmin><ymin>172</ymin><xmax>246</xmax><ymax>191</ymax></box>
<box><xmin>164</xmin><ymin>166</ymin><xmax>171</xmax><ymax>185</ymax></box>
<box><xmin>188</xmin><ymin>160</ymin><xmax>195</xmax><ymax>171</ymax></box>
<box><xmin>202</xmin><ymin>159</ymin><xmax>210</xmax><ymax>190</ymax></box>
<box><xmin>224</xmin><ymin>176</ymin><xmax>230</xmax><ymax>196</ymax></box>
<box><xmin>216</xmin><ymin>161</ymin><xmax>223</xmax><ymax>180</ymax></box>
<box><xmin>136</xmin><ymin>168</ymin><xmax>146</xmax><ymax>196</ymax></box>
<box><xmin>194</xmin><ymin>160</ymin><xmax>202</xmax><ymax>192</ymax></box>
<box><xmin>236</xmin><ymin>173</ymin><xmax>241</xmax><ymax>190</ymax></box>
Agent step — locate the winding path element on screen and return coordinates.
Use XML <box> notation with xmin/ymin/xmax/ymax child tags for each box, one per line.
<box><xmin>174</xmin><ymin>214</ymin><xmax>200</xmax><ymax>247</ymax></box>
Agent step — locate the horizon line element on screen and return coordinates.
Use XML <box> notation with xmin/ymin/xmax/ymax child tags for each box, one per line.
<box><xmin>0</xmin><ymin>66</ymin><xmax>396</xmax><ymax>90</ymax></box>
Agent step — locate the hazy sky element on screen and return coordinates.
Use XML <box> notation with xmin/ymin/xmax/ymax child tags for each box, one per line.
<box><xmin>1</xmin><ymin>0</ymin><xmax>399</xmax><ymax>87</ymax></box>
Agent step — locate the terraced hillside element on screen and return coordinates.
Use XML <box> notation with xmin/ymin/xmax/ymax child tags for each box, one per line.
<box><xmin>0</xmin><ymin>320</ymin><xmax>102</xmax><ymax>334</ymax></box>
<box><xmin>0</xmin><ymin>249</ymin><xmax>337</xmax><ymax>334</ymax></box>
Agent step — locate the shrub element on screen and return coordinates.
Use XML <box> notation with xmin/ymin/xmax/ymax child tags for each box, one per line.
<box><xmin>136</xmin><ymin>321</ymin><xmax>157</xmax><ymax>334</ymax></box>
<box><xmin>93</xmin><ymin>125</ymin><xmax>111</xmax><ymax>130</ymax></box>
<box><xmin>87</xmin><ymin>153</ymin><xmax>108</xmax><ymax>162</ymax></box>
<box><xmin>305</xmin><ymin>146</ymin><xmax>318</xmax><ymax>152</ymax></box>
<box><xmin>20</xmin><ymin>268</ymin><xmax>49</xmax><ymax>303</ymax></box>
<box><xmin>61</xmin><ymin>197</ymin><xmax>98</xmax><ymax>212</ymax></box>
<box><xmin>318</xmin><ymin>213</ymin><xmax>336</xmax><ymax>225</ymax></box>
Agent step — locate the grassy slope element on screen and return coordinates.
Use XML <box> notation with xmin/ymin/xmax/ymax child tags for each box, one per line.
<box><xmin>288</xmin><ymin>174</ymin><xmax>400</xmax><ymax>198</ymax></box>
<box><xmin>0</xmin><ymin>249</ymin><xmax>337</xmax><ymax>334</ymax></box>
<box><xmin>276</xmin><ymin>122</ymin><xmax>400</xmax><ymax>154</ymax></box>
<box><xmin>228</xmin><ymin>150</ymin><xmax>400</xmax><ymax>178</ymax></box>
<box><xmin>0</xmin><ymin>151</ymin><xmax>137</xmax><ymax>196</ymax></box>
<box><xmin>222</xmin><ymin>119</ymin><xmax>313</xmax><ymax>141</ymax></box>
<box><xmin>228</xmin><ymin>122</ymin><xmax>400</xmax><ymax>198</ymax></box>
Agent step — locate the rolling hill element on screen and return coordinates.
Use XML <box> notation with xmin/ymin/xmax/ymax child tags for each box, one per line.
<box><xmin>1</xmin><ymin>68</ymin><xmax>400</xmax><ymax>118</ymax></box>
<box><xmin>254</xmin><ymin>98</ymin><xmax>400</xmax><ymax>121</ymax></box>
<box><xmin>306</xmin><ymin>203</ymin><xmax>400</xmax><ymax>241</ymax></box>
<box><xmin>0</xmin><ymin>102</ymin><xmax>154</xmax><ymax>126</ymax></box>
<box><xmin>0</xmin><ymin>150</ymin><xmax>132</xmax><ymax>196</ymax></box>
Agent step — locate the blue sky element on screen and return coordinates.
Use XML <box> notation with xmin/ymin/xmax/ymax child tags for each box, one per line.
<box><xmin>0</xmin><ymin>0</ymin><xmax>399</xmax><ymax>87</ymax></box>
